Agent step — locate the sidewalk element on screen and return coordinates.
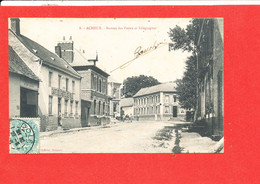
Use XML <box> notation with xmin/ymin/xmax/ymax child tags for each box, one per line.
<box><xmin>179</xmin><ymin>131</ymin><xmax>224</xmax><ymax>153</ymax></box>
<box><xmin>40</xmin><ymin>121</ymin><xmax>121</xmax><ymax>138</ymax></box>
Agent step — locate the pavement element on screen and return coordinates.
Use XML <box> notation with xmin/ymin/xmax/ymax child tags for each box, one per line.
<box><xmin>39</xmin><ymin>120</ymin><xmax>224</xmax><ymax>153</ymax></box>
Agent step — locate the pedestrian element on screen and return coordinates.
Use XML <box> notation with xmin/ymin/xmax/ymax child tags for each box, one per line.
<box><xmin>58</xmin><ymin>113</ymin><xmax>62</xmax><ymax>127</ymax></box>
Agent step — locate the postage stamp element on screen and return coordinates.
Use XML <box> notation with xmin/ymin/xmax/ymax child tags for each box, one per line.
<box><xmin>9</xmin><ymin>118</ymin><xmax>40</xmax><ymax>154</ymax></box>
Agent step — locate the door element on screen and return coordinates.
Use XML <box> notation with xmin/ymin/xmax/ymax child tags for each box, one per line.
<box><xmin>58</xmin><ymin>98</ymin><xmax>61</xmax><ymax>125</ymax></box>
<box><xmin>85</xmin><ymin>107</ymin><xmax>90</xmax><ymax>126</ymax></box>
<box><xmin>173</xmin><ymin>106</ymin><xmax>177</xmax><ymax>117</ymax></box>
<box><xmin>20</xmin><ymin>87</ymin><xmax>38</xmax><ymax>117</ymax></box>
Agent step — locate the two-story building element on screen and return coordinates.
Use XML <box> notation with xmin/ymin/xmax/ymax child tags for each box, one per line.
<box><xmin>133</xmin><ymin>82</ymin><xmax>186</xmax><ymax>121</ymax></box>
<box><xmin>9</xmin><ymin>18</ymin><xmax>82</xmax><ymax>131</ymax></box>
<box><xmin>55</xmin><ymin>38</ymin><xmax>110</xmax><ymax>126</ymax></box>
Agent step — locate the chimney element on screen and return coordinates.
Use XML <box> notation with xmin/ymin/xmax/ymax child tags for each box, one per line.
<box><xmin>55</xmin><ymin>46</ymin><xmax>61</xmax><ymax>57</ymax></box>
<box><xmin>10</xmin><ymin>18</ymin><xmax>20</xmax><ymax>35</ymax></box>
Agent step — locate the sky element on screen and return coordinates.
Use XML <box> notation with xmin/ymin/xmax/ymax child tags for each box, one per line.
<box><xmin>17</xmin><ymin>18</ymin><xmax>192</xmax><ymax>83</ymax></box>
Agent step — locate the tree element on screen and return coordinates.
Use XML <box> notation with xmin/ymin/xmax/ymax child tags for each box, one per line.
<box><xmin>175</xmin><ymin>55</ymin><xmax>197</xmax><ymax>110</ymax></box>
<box><xmin>123</xmin><ymin>75</ymin><xmax>160</xmax><ymax>97</ymax></box>
<box><xmin>168</xmin><ymin>19</ymin><xmax>203</xmax><ymax>110</ymax></box>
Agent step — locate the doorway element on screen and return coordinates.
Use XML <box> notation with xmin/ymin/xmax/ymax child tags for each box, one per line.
<box><xmin>172</xmin><ymin>106</ymin><xmax>177</xmax><ymax>117</ymax></box>
<box><xmin>20</xmin><ymin>87</ymin><xmax>38</xmax><ymax>117</ymax></box>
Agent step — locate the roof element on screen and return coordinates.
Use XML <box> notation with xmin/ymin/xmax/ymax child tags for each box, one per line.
<box><xmin>134</xmin><ymin>82</ymin><xmax>176</xmax><ymax>97</ymax></box>
<box><xmin>70</xmin><ymin>47</ymin><xmax>90</xmax><ymax>67</ymax></box>
<box><xmin>119</xmin><ymin>98</ymin><xmax>134</xmax><ymax>107</ymax></box>
<box><xmin>9</xmin><ymin>46</ymin><xmax>40</xmax><ymax>81</ymax></box>
<box><xmin>9</xmin><ymin>29</ymin><xmax>81</xmax><ymax>79</ymax></box>
<box><xmin>73</xmin><ymin>65</ymin><xmax>110</xmax><ymax>78</ymax></box>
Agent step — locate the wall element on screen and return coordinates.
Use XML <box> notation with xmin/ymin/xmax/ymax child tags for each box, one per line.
<box><xmin>9</xmin><ymin>73</ymin><xmax>39</xmax><ymax>119</ymax></box>
<box><xmin>134</xmin><ymin>91</ymin><xmax>186</xmax><ymax>121</ymax></box>
<box><xmin>9</xmin><ymin>73</ymin><xmax>21</xmax><ymax>118</ymax></box>
<box><xmin>122</xmin><ymin>106</ymin><xmax>134</xmax><ymax>117</ymax></box>
<box><xmin>39</xmin><ymin>63</ymin><xmax>81</xmax><ymax>131</ymax></box>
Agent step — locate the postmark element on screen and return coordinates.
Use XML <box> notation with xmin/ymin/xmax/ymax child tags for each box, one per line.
<box><xmin>9</xmin><ymin>118</ymin><xmax>40</xmax><ymax>154</ymax></box>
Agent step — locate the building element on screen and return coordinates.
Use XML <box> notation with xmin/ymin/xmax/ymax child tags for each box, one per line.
<box><xmin>133</xmin><ymin>82</ymin><xmax>186</xmax><ymax>121</ymax></box>
<box><xmin>9</xmin><ymin>18</ymin><xmax>82</xmax><ymax>131</ymax></box>
<box><xmin>55</xmin><ymin>38</ymin><xmax>110</xmax><ymax>126</ymax></box>
<box><xmin>107</xmin><ymin>76</ymin><xmax>122</xmax><ymax>118</ymax></box>
<box><xmin>119</xmin><ymin>98</ymin><xmax>134</xmax><ymax>119</ymax></box>
<box><xmin>196</xmin><ymin>18</ymin><xmax>224</xmax><ymax>137</ymax></box>
<box><xmin>9</xmin><ymin>46</ymin><xmax>40</xmax><ymax>118</ymax></box>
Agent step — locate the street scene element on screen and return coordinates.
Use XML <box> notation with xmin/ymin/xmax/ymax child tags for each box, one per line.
<box><xmin>9</xmin><ymin>18</ymin><xmax>223</xmax><ymax>153</ymax></box>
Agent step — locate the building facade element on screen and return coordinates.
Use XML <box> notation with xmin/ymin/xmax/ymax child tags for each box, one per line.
<box><xmin>119</xmin><ymin>98</ymin><xmax>134</xmax><ymax>119</ymax></box>
<box><xmin>107</xmin><ymin>76</ymin><xmax>122</xmax><ymax>118</ymax></box>
<box><xmin>9</xmin><ymin>46</ymin><xmax>40</xmax><ymax>119</ymax></box>
<box><xmin>196</xmin><ymin>18</ymin><xmax>224</xmax><ymax>136</ymax></box>
<box><xmin>55</xmin><ymin>38</ymin><xmax>110</xmax><ymax>127</ymax></box>
<box><xmin>9</xmin><ymin>18</ymin><xmax>82</xmax><ymax>131</ymax></box>
<box><xmin>133</xmin><ymin>82</ymin><xmax>186</xmax><ymax>121</ymax></box>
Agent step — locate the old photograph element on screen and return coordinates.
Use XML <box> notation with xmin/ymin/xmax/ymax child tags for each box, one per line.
<box><xmin>8</xmin><ymin>18</ymin><xmax>223</xmax><ymax>153</ymax></box>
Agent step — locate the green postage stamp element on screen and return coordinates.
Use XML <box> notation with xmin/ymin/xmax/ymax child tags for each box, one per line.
<box><xmin>9</xmin><ymin>118</ymin><xmax>40</xmax><ymax>154</ymax></box>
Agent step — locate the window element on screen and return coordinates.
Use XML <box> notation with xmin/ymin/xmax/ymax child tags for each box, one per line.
<box><xmin>66</xmin><ymin>78</ymin><xmax>69</xmax><ymax>91</ymax></box>
<box><xmin>48</xmin><ymin>96</ymin><xmax>53</xmax><ymax>115</ymax></box>
<box><xmin>165</xmin><ymin>106</ymin><xmax>169</xmax><ymax>113</ymax></box>
<box><xmin>75</xmin><ymin>101</ymin><xmax>78</xmax><ymax>115</ymax></box>
<box><xmin>94</xmin><ymin>100</ymin><xmax>96</xmax><ymax>115</ymax></box>
<box><xmin>58</xmin><ymin>75</ymin><xmax>61</xmax><ymax>89</ymax></box>
<box><xmin>91</xmin><ymin>74</ymin><xmax>94</xmax><ymax>89</ymax></box>
<box><xmin>49</xmin><ymin>71</ymin><xmax>53</xmax><ymax>87</ymax></box>
<box><xmin>64</xmin><ymin>100</ymin><xmax>68</xmax><ymax>115</ymax></box>
<box><xmin>96</xmin><ymin>77</ymin><xmax>98</xmax><ymax>90</ymax></box>
<box><xmin>99</xmin><ymin>79</ymin><xmax>102</xmax><ymax>92</ymax></box>
<box><xmin>72</xmin><ymin>81</ymin><xmax>75</xmax><ymax>93</ymax></box>
<box><xmin>103</xmin><ymin>102</ymin><xmax>105</xmax><ymax>115</ymax></box>
<box><xmin>174</xmin><ymin>95</ymin><xmax>177</xmax><ymax>102</ymax></box>
<box><xmin>98</xmin><ymin>101</ymin><xmax>101</xmax><ymax>115</ymax></box>
<box><xmin>70</xmin><ymin>101</ymin><xmax>73</xmax><ymax>115</ymax></box>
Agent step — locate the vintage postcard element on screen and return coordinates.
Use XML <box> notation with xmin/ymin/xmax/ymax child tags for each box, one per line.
<box><xmin>8</xmin><ymin>18</ymin><xmax>223</xmax><ymax>153</ymax></box>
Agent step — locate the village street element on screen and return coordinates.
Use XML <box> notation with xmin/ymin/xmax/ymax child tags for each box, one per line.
<box><xmin>40</xmin><ymin>121</ymin><xmax>188</xmax><ymax>153</ymax></box>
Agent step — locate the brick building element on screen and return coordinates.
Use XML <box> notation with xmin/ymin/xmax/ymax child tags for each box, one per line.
<box><xmin>133</xmin><ymin>82</ymin><xmax>186</xmax><ymax>121</ymax></box>
<box><xmin>196</xmin><ymin>18</ymin><xmax>224</xmax><ymax>136</ymax></box>
<box><xmin>9</xmin><ymin>18</ymin><xmax>82</xmax><ymax>131</ymax></box>
<box><xmin>55</xmin><ymin>38</ymin><xmax>110</xmax><ymax>126</ymax></box>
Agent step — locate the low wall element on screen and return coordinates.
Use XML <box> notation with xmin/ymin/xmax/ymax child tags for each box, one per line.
<box><xmin>40</xmin><ymin>115</ymin><xmax>58</xmax><ymax>132</ymax></box>
<box><xmin>62</xmin><ymin>117</ymin><xmax>82</xmax><ymax>129</ymax></box>
<box><xmin>87</xmin><ymin>116</ymin><xmax>110</xmax><ymax>126</ymax></box>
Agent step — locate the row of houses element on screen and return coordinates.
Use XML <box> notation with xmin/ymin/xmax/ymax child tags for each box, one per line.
<box><xmin>8</xmin><ymin>18</ymin><xmax>112</xmax><ymax>131</ymax></box>
<box><xmin>8</xmin><ymin>18</ymin><xmax>186</xmax><ymax>132</ymax></box>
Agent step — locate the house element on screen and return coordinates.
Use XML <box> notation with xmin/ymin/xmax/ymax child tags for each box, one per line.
<box><xmin>133</xmin><ymin>82</ymin><xmax>186</xmax><ymax>121</ymax></box>
<box><xmin>9</xmin><ymin>46</ymin><xmax>40</xmax><ymax>119</ymax></box>
<box><xmin>55</xmin><ymin>38</ymin><xmax>110</xmax><ymax>126</ymax></box>
<box><xmin>196</xmin><ymin>18</ymin><xmax>224</xmax><ymax>137</ymax></box>
<box><xmin>119</xmin><ymin>98</ymin><xmax>134</xmax><ymax>119</ymax></box>
<box><xmin>107</xmin><ymin>76</ymin><xmax>122</xmax><ymax>118</ymax></box>
<box><xmin>9</xmin><ymin>18</ymin><xmax>82</xmax><ymax>131</ymax></box>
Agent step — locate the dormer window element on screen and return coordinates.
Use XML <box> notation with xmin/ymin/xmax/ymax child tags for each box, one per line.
<box><xmin>50</xmin><ymin>57</ymin><xmax>55</xmax><ymax>61</ymax></box>
<box><xmin>32</xmin><ymin>49</ymin><xmax>37</xmax><ymax>53</ymax></box>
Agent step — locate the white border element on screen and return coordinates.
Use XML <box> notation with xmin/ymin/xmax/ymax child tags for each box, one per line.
<box><xmin>1</xmin><ymin>1</ymin><xmax>260</xmax><ymax>6</ymax></box>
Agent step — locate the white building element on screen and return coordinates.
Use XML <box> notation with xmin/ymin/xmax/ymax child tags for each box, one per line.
<box><xmin>133</xmin><ymin>82</ymin><xmax>186</xmax><ymax>121</ymax></box>
<box><xmin>9</xmin><ymin>18</ymin><xmax>82</xmax><ymax>131</ymax></box>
